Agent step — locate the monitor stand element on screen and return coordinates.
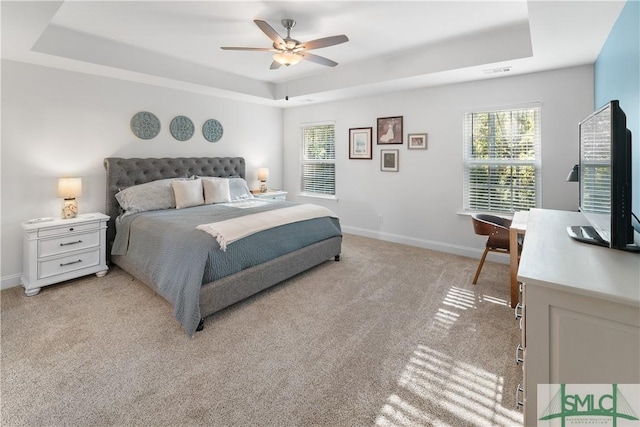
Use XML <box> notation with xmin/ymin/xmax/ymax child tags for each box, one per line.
<box><xmin>567</xmin><ymin>225</ymin><xmax>609</xmax><ymax>248</ymax></box>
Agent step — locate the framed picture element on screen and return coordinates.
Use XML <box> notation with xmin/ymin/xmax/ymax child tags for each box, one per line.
<box><xmin>349</xmin><ymin>127</ymin><xmax>373</xmax><ymax>159</ymax></box>
<box><xmin>377</xmin><ymin>116</ymin><xmax>403</xmax><ymax>145</ymax></box>
<box><xmin>380</xmin><ymin>149</ymin><xmax>399</xmax><ymax>172</ymax></box>
<box><xmin>408</xmin><ymin>133</ymin><xmax>428</xmax><ymax>150</ymax></box>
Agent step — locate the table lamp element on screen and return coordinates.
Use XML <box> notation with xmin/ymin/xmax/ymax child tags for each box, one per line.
<box><xmin>258</xmin><ymin>168</ymin><xmax>269</xmax><ymax>193</ymax></box>
<box><xmin>566</xmin><ymin>164</ymin><xmax>579</xmax><ymax>182</ymax></box>
<box><xmin>58</xmin><ymin>177</ymin><xmax>82</xmax><ymax>218</ymax></box>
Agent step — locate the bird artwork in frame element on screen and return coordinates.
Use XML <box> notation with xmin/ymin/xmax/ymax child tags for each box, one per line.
<box><xmin>377</xmin><ymin>116</ymin><xmax>403</xmax><ymax>145</ymax></box>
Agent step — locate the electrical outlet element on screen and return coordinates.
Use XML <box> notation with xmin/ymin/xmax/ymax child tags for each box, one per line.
<box><xmin>378</xmin><ymin>215</ymin><xmax>384</xmax><ymax>224</ymax></box>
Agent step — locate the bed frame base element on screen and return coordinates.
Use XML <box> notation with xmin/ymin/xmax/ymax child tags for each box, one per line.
<box><xmin>112</xmin><ymin>236</ymin><xmax>342</xmax><ymax>331</ymax></box>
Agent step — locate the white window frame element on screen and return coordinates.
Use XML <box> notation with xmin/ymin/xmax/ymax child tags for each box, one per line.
<box><xmin>463</xmin><ymin>104</ymin><xmax>542</xmax><ymax>213</ymax></box>
<box><xmin>299</xmin><ymin>121</ymin><xmax>336</xmax><ymax>199</ymax></box>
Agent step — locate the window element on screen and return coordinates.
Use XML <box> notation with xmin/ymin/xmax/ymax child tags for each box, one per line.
<box><xmin>463</xmin><ymin>105</ymin><xmax>541</xmax><ymax>212</ymax></box>
<box><xmin>300</xmin><ymin>123</ymin><xmax>335</xmax><ymax>196</ymax></box>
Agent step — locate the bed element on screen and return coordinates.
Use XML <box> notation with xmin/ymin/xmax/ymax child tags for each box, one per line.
<box><xmin>104</xmin><ymin>157</ymin><xmax>342</xmax><ymax>336</ymax></box>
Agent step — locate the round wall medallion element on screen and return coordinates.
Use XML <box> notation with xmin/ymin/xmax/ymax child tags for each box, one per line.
<box><xmin>131</xmin><ymin>111</ymin><xmax>161</xmax><ymax>139</ymax></box>
<box><xmin>170</xmin><ymin>116</ymin><xmax>194</xmax><ymax>141</ymax></box>
<box><xmin>202</xmin><ymin>119</ymin><xmax>223</xmax><ymax>143</ymax></box>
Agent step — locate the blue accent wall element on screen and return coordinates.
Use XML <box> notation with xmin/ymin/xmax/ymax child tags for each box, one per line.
<box><xmin>594</xmin><ymin>0</ymin><xmax>640</xmax><ymax>229</ymax></box>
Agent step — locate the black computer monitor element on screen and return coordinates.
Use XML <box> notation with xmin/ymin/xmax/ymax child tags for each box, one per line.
<box><xmin>568</xmin><ymin>100</ymin><xmax>639</xmax><ymax>252</ymax></box>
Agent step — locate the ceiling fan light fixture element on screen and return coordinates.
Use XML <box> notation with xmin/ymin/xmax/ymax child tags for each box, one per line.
<box><xmin>273</xmin><ymin>51</ymin><xmax>303</xmax><ymax>66</ymax></box>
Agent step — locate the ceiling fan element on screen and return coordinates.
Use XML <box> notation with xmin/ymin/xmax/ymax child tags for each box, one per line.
<box><xmin>221</xmin><ymin>19</ymin><xmax>349</xmax><ymax>69</ymax></box>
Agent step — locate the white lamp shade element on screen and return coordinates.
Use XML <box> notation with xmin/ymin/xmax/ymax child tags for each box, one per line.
<box><xmin>58</xmin><ymin>177</ymin><xmax>82</xmax><ymax>199</ymax></box>
<box><xmin>258</xmin><ymin>168</ymin><xmax>270</xmax><ymax>182</ymax></box>
<box><xmin>273</xmin><ymin>52</ymin><xmax>303</xmax><ymax>66</ymax></box>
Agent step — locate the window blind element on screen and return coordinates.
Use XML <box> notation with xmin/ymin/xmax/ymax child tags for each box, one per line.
<box><xmin>301</xmin><ymin>123</ymin><xmax>335</xmax><ymax>195</ymax></box>
<box><xmin>463</xmin><ymin>106</ymin><xmax>541</xmax><ymax>212</ymax></box>
<box><xmin>580</xmin><ymin>107</ymin><xmax>611</xmax><ymax>214</ymax></box>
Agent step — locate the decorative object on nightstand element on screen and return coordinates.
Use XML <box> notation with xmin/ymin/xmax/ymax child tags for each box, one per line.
<box><xmin>21</xmin><ymin>213</ymin><xmax>109</xmax><ymax>296</ymax></box>
<box><xmin>58</xmin><ymin>177</ymin><xmax>82</xmax><ymax>219</ymax></box>
<box><xmin>252</xmin><ymin>190</ymin><xmax>288</xmax><ymax>201</ymax></box>
<box><xmin>258</xmin><ymin>168</ymin><xmax>269</xmax><ymax>193</ymax></box>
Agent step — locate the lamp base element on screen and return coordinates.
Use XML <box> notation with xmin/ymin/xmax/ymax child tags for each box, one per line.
<box><xmin>260</xmin><ymin>182</ymin><xmax>267</xmax><ymax>193</ymax></box>
<box><xmin>62</xmin><ymin>199</ymin><xmax>78</xmax><ymax>219</ymax></box>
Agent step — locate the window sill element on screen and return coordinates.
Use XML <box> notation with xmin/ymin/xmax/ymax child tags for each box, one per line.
<box><xmin>296</xmin><ymin>192</ymin><xmax>339</xmax><ymax>202</ymax></box>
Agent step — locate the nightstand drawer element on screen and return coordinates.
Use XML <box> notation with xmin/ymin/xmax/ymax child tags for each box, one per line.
<box><xmin>38</xmin><ymin>249</ymin><xmax>100</xmax><ymax>279</ymax></box>
<box><xmin>38</xmin><ymin>231</ymin><xmax>100</xmax><ymax>258</ymax></box>
<box><xmin>38</xmin><ymin>221</ymin><xmax>99</xmax><ymax>238</ymax></box>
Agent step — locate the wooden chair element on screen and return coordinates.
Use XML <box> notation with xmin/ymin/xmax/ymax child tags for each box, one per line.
<box><xmin>471</xmin><ymin>213</ymin><xmax>518</xmax><ymax>284</ymax></box>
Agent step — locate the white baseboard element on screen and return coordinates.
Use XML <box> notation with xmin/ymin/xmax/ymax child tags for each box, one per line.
<box><xmin>341</xmin><ymin>225</ymin><xmax>510</xmax><ymax>265</ymax></box>
<box><xmin>1</xmin><ymin>274</ymin><xmax>22</xmax><ymax>291</ymax></box>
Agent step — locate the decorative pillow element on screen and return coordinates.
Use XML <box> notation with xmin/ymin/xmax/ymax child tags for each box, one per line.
<box><xmin>202</xmin><ymin>178</ymin><xmax>232</xmax><ymax>204</ymax></box>
<box><xmin>173</xmin><ymin>179</ymin><xmax>204</xmax><ymax>209</ymax></box>
<box><xmin>198</xmin><ymin>176</ymin><xmax>253</xmax><ymax>202</ymax></box>
<box><xmin>228</xmin><ymin>177</ymin><xmax>254</xmax><ymax>201</ymax></box>
<box><xmin>115</xmin><ymin>178</ymin><xmax>189</xmax><ymax>215</ymax></box>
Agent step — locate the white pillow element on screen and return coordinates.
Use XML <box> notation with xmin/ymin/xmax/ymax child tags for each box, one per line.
<box><xmin>116</xmin><ymin>178</ymin><xmax>189</xmax><ymax>214</ymax></box>
<box><xmin>202</xmin><ymin>178</ymin><xmax>231</xmax><ymax>204</ymax></box>
<box><xmin>173</xmin><ymin>179</ymin><xmax>204</xmax><ymax>209</ymax></box>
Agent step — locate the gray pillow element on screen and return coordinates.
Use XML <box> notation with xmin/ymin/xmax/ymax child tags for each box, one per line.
<box><xmin>116</xmin><ymin>178</ymin><xmax>191</xmax><ymax>215</ymax></box>
<box><xmin>228</xmin><ymin>177</ymin><xmax>254</xmax><ymax>201</ymax></box>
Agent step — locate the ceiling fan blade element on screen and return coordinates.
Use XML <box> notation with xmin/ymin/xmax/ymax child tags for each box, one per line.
<box><xmin>220</xmin><ymin>47</ymin><xmax>273</xmax><ymax>51</ymax></box>
<box><xmin>300</xmin><ymin>52</ymin><xmax>338</xmax><ymax>67</ymax></box>
<box><xmin>301</xmin><ymin>35</ymin><xmax>349</xmax><ymax>50</ymax></box>
<box><xmin>270</xmin><ymin>60</ymin><xmax>283</xmax><ymax>70</ymax></box>
<box><xmin>254</xmin><ymin>20</ymin><xmax>285</xmax><ymax>47</ymax></box>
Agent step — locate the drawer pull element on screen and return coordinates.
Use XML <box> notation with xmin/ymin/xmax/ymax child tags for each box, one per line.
<box><xmin>516</xmin><ymin>384</ymin><xmax>524</xmax><ymax>408</ymax></box>
<box><xmin>514</xmin><ymin>303</ymin><xmax>523</xmax><ymax>320</ymax></box>
<box><xmin>60</xmin><ymin>259</ymin><xmax>82</xmax><ymax>267</ymax></box>
<box><xmin>515</xmin><ymin>343</ymin><xmax>524</xmax><ymax>365</ymax></box>
<box><xmin>60</xmin><ymin>240</ymin><xmax>83</xmax><ymax>246</ymax></box>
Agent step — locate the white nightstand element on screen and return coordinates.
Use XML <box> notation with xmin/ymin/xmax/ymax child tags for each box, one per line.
<box><xmin>21</xmin><ymin>213</ymin><xmax>109</xmax><ymax>296</ymax></box>
<box><xmin>252</xmin><ymin>190</ymin><xmax>288</xmax><ymax>201</ymax></box>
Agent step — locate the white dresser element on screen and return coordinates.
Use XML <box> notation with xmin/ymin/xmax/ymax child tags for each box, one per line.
<box><xmin>516</xmin><ymin>209</ymin><xmax>640</xmax><ymax>425</ymax></box>
<box><xmin>21</xmin><ymin>213</ymin><xmax>109</xmax><ymax>296</ymax></box>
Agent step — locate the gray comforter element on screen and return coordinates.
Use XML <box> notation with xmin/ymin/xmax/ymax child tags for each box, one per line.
<box><xmin>112</xmin><ymin>200</ymin><xmax>342</xmax><ymax>336</ymax></box>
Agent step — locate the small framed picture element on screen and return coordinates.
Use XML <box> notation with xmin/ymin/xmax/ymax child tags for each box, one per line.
<box><xmin>407</xmin><ymin>133</ymin><xmax>428</xmax><ymax>150</ymax></box>
<box><xmin>349</xmin><ymin>127</ymin><xmax>373</xmax><ymax>159</ymax></box>
<box><xmin>380</xmin><ymin>149</ymin><xmax>399</xmax><ymax>172</ymax></box>
<box><xmin>377</xmin><ymin>116</ymin><xmax>403</xmax><ymax>145</ymax></box>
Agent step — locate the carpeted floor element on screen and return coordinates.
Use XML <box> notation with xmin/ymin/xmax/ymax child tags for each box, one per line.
<box><xmin>1</xmin><ymin>233</ymin><xmax>523</xmax><ymax>426</ymax></box>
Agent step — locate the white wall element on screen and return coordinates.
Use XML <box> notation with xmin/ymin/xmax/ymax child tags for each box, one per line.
<box><xmin>283</xmin><ymin>65</ymin><xmax>594</xmax><ymax>259</ymax></box>
<box><xmin>1</xmin><ymin>62</ymin><xmax>595</xmax><ymax>289</ymax></box>
<box><xmin>1</xmin><ymin>59</ymin><xmax>283</xmax><ymax>288</ymax></box>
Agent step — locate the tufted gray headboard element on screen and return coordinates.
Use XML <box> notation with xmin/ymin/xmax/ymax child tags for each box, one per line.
<box><xmin>103</xmin><ymin>157</ymin><xmax>246</xmax><ymax>256</ymax></box>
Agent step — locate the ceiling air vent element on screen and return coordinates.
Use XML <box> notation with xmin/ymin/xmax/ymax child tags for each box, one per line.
<box><xmin>482</xmin><ymin>66</ymin><xmax>512</xmax><ymax>75</ymax></box>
